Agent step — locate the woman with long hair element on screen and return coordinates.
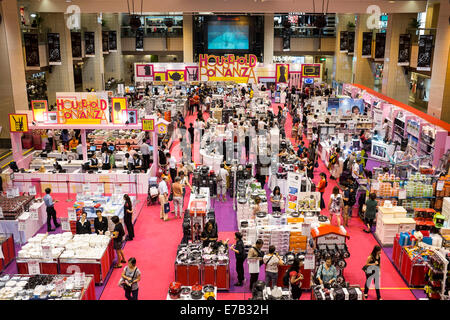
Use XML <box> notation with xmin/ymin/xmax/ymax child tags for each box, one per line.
<box><xmin>270</xmin><ymin>186</ymin><xmax>283</xmax><ymax>213</ymax></box>
<box><xmin>363</xmin><ymin>245</ymin><xmax>382</xmax><ymax>300</ymax></box>
<box><xmin>317</xmin><ymin>173</ymin><xmax>328</xmax><ymax>210</ymax></box>
<box><xmin>123</xmin><ymin>194</ymin><xmax>134</xmax><ymax>241</ymax></box>
<box><xmin>329</xmin><ymin>186</ymin><xmax>344</xmax><ymax>227</ymax></box>
<box><xmin>288</xmin><ymin>258</ymin><xmax>304</xmax><ymax>300</ymax></box>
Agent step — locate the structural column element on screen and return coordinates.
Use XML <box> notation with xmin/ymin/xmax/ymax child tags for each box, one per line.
<box><xmin>333</xmin><ymin>14</ymin><xmax>355</xmax><ymax>84</ymax></box>
<box><xmin>81</xmin><ymin>14</ymin><xmax>105</xmax><ymax>91</ymax></box>
<box><xmin>381</xmin><ymin>13</ymin><xmax>416</xmax><ymax>105</ymax></box>
<box><xmin>41</xmin><ymin>13</ymin><xmax>75</xmax><ymax>105</ymax></box>
<box><xmin>183</xmin><ymin>13</ymin><xmax>193</xmax><ymax>63</ymax></box>
<box><xmin>264</xmin><ymin>13</ymin><xmax>274</xmax><ymax>64</ymax></box>
<box><xmin>428</xmin><ymin>0</ymin><xmax>450</xmax><ymax>121</ymax></box>
<box><xmin>352</xmin><ymin>14</ymin><xmax>375</xmax><ymax>89</ymax></box>
<box><xmin>103</xmin><ymin>13</ymin><xmax>123</xmax><ymax>81</ymax></box>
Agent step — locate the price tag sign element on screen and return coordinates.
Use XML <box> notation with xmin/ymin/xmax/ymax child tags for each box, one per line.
<box><xmin>0</xmin><ymin>207</ymin><xmax>3</xmax><ymax>219</ymax></box>
<box><xmin>29</xmin><ymin>186</ymin><xmax>37</xmax><ymax>196</ymax></box>
<box><xmin>61</xmin><ymin>218</ymin><xmax>70</xmax><ymax>231</ymax></box>
<box><xmin>28</xmin><ymin>260</ymin><xmax>41</xmax><ymax>275</ymax></box>
<box><xmin>68</xmin><ymin>208</ymin><xmax>77</xmax><ymax>221</ymax></box>
<box><xmin>74</xmin><ymin>272</ymin><xmax>85</xmax><ymax>288</ymax></box>
<box><xmin>97</xmin><ymin>184</ymin><xmax>104</xmax><ymax>194</ymax></box>
<box><xmin>398</xmin><ymin>189</ymin><xmax>407</xmax><ymax>200</ymax></box>
<box><xmin>302</xmin><ymin>223</ymin><xmax>311</xmax><ymax>237</ymax></box>
<box><xmin>55</xmin><ymin>278</ymin><xmax>65</xmax><ymax>296</ymax></box>
<box><xmin>41</xmin><ymin>245</ymin><xmax>52</xmax><ymax>261</ymax></box>
<box><xmin>18</xmin><ymin>220</ymin><xmax>26</xmax><ymax>232</ymax></box>
<box><xmin>304</xmin><ymin>254</ymin><xmax>315</xmax><ymax>270</ymax></box>
<box><xmin>6</xmin><ymin>189</ymin><xmax>14</xmax><ymax>199</ymax></box>
<box><xmin>437</xmin><ymin>180</ymin><xmax>445</xmax><ymax>191</ymax></box>
<box><xmin>82</xmin><ymin>184</ymin><xmax>90</xmax><ymax>193</ymax></box>
<box><xmin>372</xmin><ymin>181</ymin><xmax>380</xmax><ymax>191</ymax></box>
<box><xmin>30</xmin><ymin>208</ymin><xmax>39</xmax><ymax>221</ymax></box>
<box><xmin>13</xmin><ymin>188</ymin><xmax>19</xmax><ymax>197</ymax></box>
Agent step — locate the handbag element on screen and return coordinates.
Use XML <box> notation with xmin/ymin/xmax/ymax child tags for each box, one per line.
<box><xmin>164</xmin><ymin>202</ymin><xmax>170</xmax><ymax>213</ymax></box>
<box><xmin>168</xmin><ymin>191</ymin><xmax>173</xmax><ymax>202</ymax></box>
<box><xmin>119</xmin><ymin>267</ymin><xmax>137</xmax><ymax>290</ymax></box>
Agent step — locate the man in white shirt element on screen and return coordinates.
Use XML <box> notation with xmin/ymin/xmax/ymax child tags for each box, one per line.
<box><xmin>76</xmin><ymin>143</ymin><xmax>83</xmax><ymax>160</ymax></box>
<box><xmin>217</xmin><ymin>163</ymin><xmax>229</xmax><ymax>202</ymax></box>
<box><xmin>382</xmin><ymin>119</ymin><xmax>389</xmax><ymax>141</ymax></box>
<box><xmin>168</xmin><ymin>153</ymin><xmax>177</xmax><ymax>182</ymax></box>
<box><xmin>140</xmin><ymin>142</ymin><xmax>151</xmax><ymax>170</ymax></box>
<box><xmin>352</xmin><ymin>159</ymin><xmax>361</xmax><ymax>180</ymax></box>
<box><xmin>158</xmin><ymin>175</ymin><xmax>169</xmax><ymax>221</ymax></box>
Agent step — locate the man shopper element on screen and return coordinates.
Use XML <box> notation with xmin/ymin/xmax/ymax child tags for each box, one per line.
<box><xmin>140</xmin><ymin>141</ymin><xmax>151</xmax><ymax>171</ymax></box>
<box><xmin>247</xmin><ymin>239</ymin><xmax>264</xmax><ymax>291</ymax></box>
<box><xmin>159</xmin><ymin>175</ymin><xmax>169</xmax><ymax>221</ymax></box>
<box><xmin>43</xmin><ymin>188</ymin><xmax>60</xmax><ymax>232</ymax></box>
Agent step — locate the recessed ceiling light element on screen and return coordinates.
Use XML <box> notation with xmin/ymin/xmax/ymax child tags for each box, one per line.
<box><xmin>30</xmin><ymin>13</ymin><xmax>37</xmax><ymax>18</ymax></box>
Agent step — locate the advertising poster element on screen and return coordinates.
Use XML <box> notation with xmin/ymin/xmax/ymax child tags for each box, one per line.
<box><xmin>24</xmin><ymin>33</ymin><xmax>40</xmax><ymax>67</ymax></box>
<box><xmin>9</xmin><ymin>114</ymin><xmax>29</xmax><ymax>133</ymax></box>
<box><xmin>282</xmin><ymin>28</ymin><xmax>291</xmax><ymax>52</ymax></box>
<box><xmin>142</xmin><ymin>119</ymin><xmax>155</xmax><ymax>132</ymax></box>
<box><xmin>111</xmin><ymin>97</ymin><xmax>127</xmax><ymax>124</ymax></box>
<box><xmin>102</xmin><ymin>31</ymin><xmax>109</xmax><ymax>54</ymax></box>
<box><xmin>108</xmin><ymin>31</ymin><xmax>117</xmax><ymax>52</ymax></box>
<box><xmin>347</xmin><ymin>31</ymin><xmax>355</xmax><ymax>55</ymax></box>
<box><xmin>136</xmin><ymin>28</ymin><xmax>144</xmax><ymax>51</ymax></box>
<box><xmin>417</xmin><ymin>35</ymin><xmax>433</xmax><ymax>71</ymax></box>
<box><xmin>361</xmin><ymin>32</ymin><xmax>373</xmax><ymax>58</ymax></box>
<box><xmin>301</xmin><ymin>64</ymin><xmax>321</xmax><ymax>77</ymax></box>
<box><xmin>167</xmin><ymin>70</ymin><xmax>185</xmax><ymax>82</ymax></box>
<box><xmin>185</xmin><ymin>66</ymin><xmax>199</xmax><ymax>81</ymax></box>
<box><xmin>340</xmin><ymin>31</ymin><xmax>348</xmax><ymax>53</ymax></box>
<box><xmin>47</xmin><ymin>33</ymin><xmax>61</xmax><ymax>65</ymax></box>
<box><xmin>84</xmin><ymin>32</ymin><xmax>95</xmax><ymax>57</ymax></box>
<box><xmin>55</xmin><ymin>92</ymin><xmax>109</xmax><ymax>124</ymax></box>
<box><xmin>71</xmin><ymin>32</ymin><xmax>82</xmax><ymax>59</ymax></box>
<box><xmin>153</xmin><ymin>72</ymin><xmax>166</xmax><ymax>81</ymax></box>
<box><xmin>398</xmin><ymin>34</ymin><xmax>411</xmax><ymax>66</ymax></box>
<box><xmin>276</xmin><ymin>64</ymin><xmax>289</xmax><ymax>83</ymax></box>
<box><xmin>327</xmin><ymin>98</ymin><xmax>364</xmax><ymax>116</ymax></box>
<box><xmin>31</xmin><ymin>100</ymin><xmax>48</xmax><ymax>122</ymax></box>
<box><xmin>374</xmin><ymin>32</ymin><xmax>386</xmax><ymax>61</ymax></box>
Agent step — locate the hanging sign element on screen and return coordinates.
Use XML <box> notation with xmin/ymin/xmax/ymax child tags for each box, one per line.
<box><xmin>28</xmin><ymin>260</ymin><xmax>41</xmax><ymax>275</ymax></box>
<box><xmin>361</xmin><ymin>32</ymin><xmax>373</xmax><ymax>58</ymax></box>
<box><xmin>71</xmin><ymin>32</ymin><xmax>82</xmax><ymax>59</ymax></box>
<box><xmin>199</xmin><ymin>54</ymin><xmax>258</xmax><ymax>83</ymax></box>
<box><xmin>340</xmin><ymin>31</ymin><xmax>348</xmax><ymax>53</ymax></box>
<box><xmin>167</xmin><ymin>70</ymin><xmax>185</xmax><ymax>82</ymax></box>
<box><xmin>24</xmin><ymin>33</ymin><xmax>40</xmax><ymax>68</ymax></box>
<box><xmin>142</xmin><ymin>119</ymin><xmax>155</xmax><ymax>131</ymax></box>
<box><xmin>436</xmin><ymin>180</ymin><xmax>445</xmax><ymax>191</ymax></box>
<box><xmin>102</xmin><ymin>31</ymin><xmax>109</xmax><ymax>54</ymax></box>
<box><xmin>108</xmin><ymin>31</ymin><xmax>117</xmax><ymax>52</ymax></box>
<box><xmin>282</xmin><ymin>28</ymin><xmax>291</xmax><ymax>52</ymax></box>
<box><xmin>9</xmin><ymin>114</ymin><xmax>29</xmax><ymax>133</ymax></box>
<box><xmin>135</xmin><ymin>28</ymin><xmax>144</xmax><ymax>51</ymax></box>
<box><xmin>398</xmin><ymin>189</ymin><xmax>407</xmax><ymax>200</ymax></box>
<box><xmin>374</xmin><ymin>33</ymin><xmax>386</xmax><ymax>61</ymax></box>
<box><xmin>111</xmin><ymin>97</ymin><xmax>127</xmax><ymax>124</ymax></box>
<box><xmin>398</xmin><ymin>34</ymin><xmax>411</xmax><ymax>66</ymax></box>
<box><xmin>84</xmin><ymin>31</ymin><xmax>95</xmax><ymax>57</ymax></box>
<box><xmin>55</xmin><ymin>92</ymin><xmax>109</xmax><ymax>125</ymax></box>
<box><xmin>31</xmin><ymin>208</ymin><xmax>39</xmax><ymax>221</ymax></box>
<box><xmin>417</xmin><ymin>35</ymin><xmax>433</xmax><ymax>71</ymax></box>
<box><xmin>347</xmin><ymin>31</ymin><xmax>355</xmax><ymax>55</ymax></box>
<box><xmin>276</xmin><ymin>64</ymin><xmax>289</xmax><ymax>83</ymax></box>
<box><xmin>31</xmin><ymin>101</ymin><xmax>48</xmax><ymax>122</ymax></box>
<box><xmin>302</xmin><ymin>64</ymin><xmax>321</xmax><ymax>77</ymax></box>
<box><xmin>47</xmin><ymin>33</ymin><xmax>61</xmax><ymax>65</ymax></box>
<box><xmin>18</xmin><ymin>219</ymin><xmax>26</xmax><ymax>232</ymax></box>
<box><xmin>157</xmin><ymin>122</ymin><xmax>168</xmax><ymax>134</ymax></box>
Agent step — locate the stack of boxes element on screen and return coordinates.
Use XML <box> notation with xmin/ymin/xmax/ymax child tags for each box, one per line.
<box><xmin>289</xmin><ymin>228</ymin><xmax>307</xmax><ymax>252</ymax></box>
<box><xmin>270</xmin><ymin>227</ymin><xmax>291</xmax><ymax>255</ymax></box>
<box><xmin>375</xmin><ymin>205</ymin><xmax>416</xmax><ymax>246</ymax></box>
<box><xmin>442</xmin><ymin>198</ymin><xmax>450</xmax><ymax>228</ymax></box>
<box><xmin>257</xmin><ymin>227</ymin><xmax>272</xmax><ymax>253</ymax></box>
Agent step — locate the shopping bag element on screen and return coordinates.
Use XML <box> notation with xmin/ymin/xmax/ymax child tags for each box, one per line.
<box><xmin>164</xmin><ymin>203</ymin><xmax>170</xmax><ymax>213</ymax></box>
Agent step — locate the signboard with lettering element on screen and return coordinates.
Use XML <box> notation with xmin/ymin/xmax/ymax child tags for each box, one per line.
<box><xmin>199</xmin><ymin>54</ymin><xmax>258</xmax><ymax>83</ymax></box>
<box><xmin>9</xmin><ymin>114</ymin><xmax>29</xmax><ymax>133</ymax></box>
<box><xmin>55</xmin><ymin>92</ymin><xmax>109</xmax><ymax>125</ymax></box>
<box><xmin>316</xmin><ymin>234</ymin><xmax>347</xmax><ymax>245</ymax></box>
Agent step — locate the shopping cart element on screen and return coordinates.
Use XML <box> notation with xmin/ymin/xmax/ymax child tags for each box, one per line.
<box><xmin>147</xmin><ymin>177</ymin><xmax>159</xmax><ymax>206</ymax></box>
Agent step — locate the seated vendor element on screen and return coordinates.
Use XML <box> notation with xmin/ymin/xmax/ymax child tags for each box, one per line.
<box><xmin>88</xmin><ymin>153</ymin><xmax>100</xmax><ymax>169</ymax></box>
<box><xmin>76</xmin><ymin>211</ymin><xmax>92</xmax><ymax>234</ymax></box>
<box><xmin>201</xmin><ymin>221</ymin><xmax>218</xmax><ymax>247</ymax></box>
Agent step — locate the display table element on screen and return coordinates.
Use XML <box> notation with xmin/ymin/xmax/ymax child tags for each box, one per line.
<box><xmin>311</xmin><ymin>284</ymin><xmax>364</xmax><ymax>300</ymax></box>
<box><xmin>0</xmin><ymin>234</ymin><xmax>15</xmax><ymax>272</ymax></box>
<box><xmin>59</xmin><ymin>239</ymin><xmax>114</xmax><ymax>285</ymax></box>
<box><xmin>175</xmin><ymin>264</ymin><xmax>202</xmax><ymax>286</ymax></box>
<box><xmin>166</xmin><ymin>286</ymin><xmax>218</xmax><ymax>300</ymax></box>
<box><xmin>392</xmin><ymin>237</ymin><xmax>427</xmax><ymax>287</ymax></box>
<box><xmin>202</xmin><ymin>263</ymin><xmax>230</xmax><ymax>290</ymax></box>
<box><xmin>0</xmin><ymin>201</ymin><xmax>47</xmax><ymax>244</ymax></box>
<box><xmin>16</xmin><ymin>257</ymin><xmax>60</xmax><ymax>275</ymax></box>
<box><xmin>276</xmin><ymin>265</ymin><xmax>312</xmax><ymax>289</ymax></box>
<box><xmin>199</xmin><ymin>149</ymin><xmax>223</xmax><ymax>173</ymax></box>
<box><xmin>374</xmin><ymin>206</ymin><xmax>415</xmax><ymax>246</ymax></box>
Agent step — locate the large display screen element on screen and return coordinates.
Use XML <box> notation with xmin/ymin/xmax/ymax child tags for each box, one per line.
<box><xmin>207</xmin><ymin>21</ymin><xmax>249</xmax><ymax>50</ymax></box>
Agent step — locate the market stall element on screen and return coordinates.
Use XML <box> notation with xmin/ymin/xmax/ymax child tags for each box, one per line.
<box><xmin>0</xmin><ymin>234</ymin><xmax>15</xmax><ymax>272</ymax></box>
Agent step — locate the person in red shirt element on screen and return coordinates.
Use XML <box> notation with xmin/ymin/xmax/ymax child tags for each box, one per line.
<box><xmin>288</xmin><ymin>258</ymin><xmax>304</xmax><ymax>300</ymax></box>
<box><xmin>317</xmin><ymin>172</ymin><xmax>327</xmax><ymax>210</ymax></box>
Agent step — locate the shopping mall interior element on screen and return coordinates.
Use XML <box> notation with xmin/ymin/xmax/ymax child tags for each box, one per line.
<box><xmin>0</xmin><ymin>0</ymin><xmax>449</xmax><ymax>302</ymax></box>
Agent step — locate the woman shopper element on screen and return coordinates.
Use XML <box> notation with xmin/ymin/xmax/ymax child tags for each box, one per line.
<box><xmin>172</xmin><ymin>177</ymin><xmax>184</xmax><ymax>218</ymax></box>
<box><xmin>363</xmin><ymin>245</ymin><xmax>382</xmax><ymax>300</ymax></box>
<box><xmin>363</xmin><ymin>193</ymin><xmax>378</xmax><ymax>233</ymax></box>
<box><xmin>316</xmin><ymin>255</ymin><xmax>338</xmax><ymax>286</ymax></box>
<box><xmin>270</xmin><ymin>186</ymin><xmax>283</xmax><ymax>214</ymax></box>
<box><xmin>329</xmin><ymin>186</ymin><xmax>344</xmax><ymax>227</ymax></box>
<box><xmin>123</xmin><ymin>194</ymin><xmax>134</xmax><ymax>241</ymax></box>
<box><xmin>317</xmin><ymin>173</ymin><xmax>328</xmax><ymax>210</ymax></box>
<box><xmin>120</xmin><ymin>257</ymin><xmax>141</xmax><ymax>300</ymax></box>
<box><xmin>288</xmin><ymin>258</ymin><xmax>304</xmax><ymax>300</ymax></box>
<box><xmin>229</xmin><ymin>232</ymin><xmax>245</xmax><ymax>287</ymax></box>
<box><xmin>263</xmin><ymin>245</ymin><xmax>284</xmax><ymax>288</ymax></box>
<box><xmin>111</xmin><ymin>216</ymin><xmax>126</xmax><ymax>268</ymax></box>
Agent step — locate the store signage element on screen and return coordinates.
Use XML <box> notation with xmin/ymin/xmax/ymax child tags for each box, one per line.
<box><xmin>71</xmin><ymin>32</ymin><xmax>82</xmax><ymax>59</ymax></box>
<box><xmin>304</xmin><ymin>254</ymin><xmax>315</xmax><ymax>270</ymax></box>
<box><xmin>437</xmin><ymin>180</ymin><xmax>445</xmax><ymax>191</ymax></box>
<box><xmin>157</xmin><ymin>122</ymin><xmax>168</xmax><ymax>134</ymax></box>
<box><xmin>167</xmin><ymin>70</ymin><xmax>185</xmax><ymax>82</ymax></box>
<box><xmin>55</xmin><ymin>92</ymin><xmax>109</xmax><ymax>124</ymax></box>
<box><xmin>47</xmin><ymin>33</ymin><xmax>61</xmax><ymax>65</ymax></box>
<box><xmin>9</xmin><ymin>114</ymin><xmax>29</xmax><ymax>133</ymax></box>
<box><xmin>275</xmin><ymin>64</ymin><xmax>289</xmax><ymax>84</ymax></box>
<box><xmin>111</xmin><ymin>97</ymin><xmax>127</xmax><ymax>124</ymax></box>
<box><xmin>398</xmin><ymin>189</ymin><xmax>407</xmax><ymax>200</ymax></box>
<box><xmin>84</xmin><ymin>31</ymin><xmax>95</xmax><ymax>57</ymax></box>
<box><xmin>361</xmin><ymin>32</ymin><xmax>373</xmax><ymax>58</ymax></box>
<box><xmin>24</xmin><ymin>33</ymin><xmax>40</xmax><ymax>68</ymax></box>
<box><xmin>28</xmin><ymin>260</ymin><xmax>41</xmax><ymax>275</ymax></box>
<box><xmin>199</xmin><ymin>54</ymin><xmax>258</xmax><ymax>83</ymax></box>
<box><xmin>301</xmin><ymin>64</ymin><xmax>321</xmax><ymax>78</ymax></box>
<box><xmin>31</xmin><ymin>208</ymin><xmax>39</xmax><ymax>221</ymax></box>
<box><xmin>339</xmin><ymin>31</ymin><xmax>348</xmax><ymax>53</ymax></box>
<box><xmin>31</xmin><ymin>101</ymin><xmax>48</xmax><ymax>122</ymax></box>
<box><xmin>417</xmin><ymin>35</ymin><xmax>433</xmax><ymax>71</ymax></box>
<box><xmin>68</xmin><ymin>208</ymin><xmax>77</xmax><ymax>221</ymax></box>
<box><xmin>347</xmin><ymin>31</ymin><xmax>355</xmax><ymax>55</ymax></box>
<box><xmin>41</xmin><ymin>245</ymin><xmax>52</xmax><ymax>261</ymax></box>
<box><xmin>29</xmin><ymin>186</ymin><xmax>37</xmax><ymax>196</ymax></box>
<box><xmin>398</xmin><ymin>34</ymin><xmax>411</xmax><ymax>66</ymax></box>
<box><xmin>61</xmin><ymin>218</ymin><xmax>70</xmax><ymax>231</ymax></box>
<box><xmin>135</xmin><ymin>28</ymin><xmax>144</xmax><ymax>51</ymax></box>
<box><xmin>102</xmin><ymin>31</ymin><xmax>109</xmax><ymax>54</ymax></box>
<box><xmin>374</xmin><ymin>33</ymin><xmax>386</xmax><ymax>61</ymax></box>
<box><xmin>108</xmin><ymin>31</ymin><xmax>117</xmax><ymax>52</ymax></box>
<box><xmin>316</xmin><ymin>234</ymin><xmax>346</xmax><ymax>245</ymax></box>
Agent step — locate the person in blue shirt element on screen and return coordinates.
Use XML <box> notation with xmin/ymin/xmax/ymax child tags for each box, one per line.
<box><xmin>43</xmin><ymin>188</ymin><xmax>60</xmax><ymax>232</ymax></box>
<box><xmin>316</xmin><ymin>255</ymin><xmax>338</xmax><ymax>286</ymax></box>
<box><xmin>297</xmin><ymin>141</ymin><xmax>305</xmax><ymax>157</ymax></box>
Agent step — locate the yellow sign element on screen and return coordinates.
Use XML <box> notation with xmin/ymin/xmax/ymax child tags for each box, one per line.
<box><xmin>31</xmin><ymin>100</ymin><xmax>48</xmax><ymax>122</ymax></box>
<box><xmin>157</xmin><ymin>122</ymin><xmax>168</xmax><ymax>134</ymax></box>
<box><xmin>111</xmin><ymin>97</ymin><xmax>127</xmax><ymax>124</ymax></box>
<box><xmin>167</xmin><ymin>70</ymin><xmax>185</xmax><ymax>82</ymax></box>
<box><xmin>9</xmin><ymin>114</ymin><xmax>29</xmax><ymax>132</ymax></box>
<box><xmin>153</xmin><ymin>72</ymin><xmax>166</xmax><ymax>82</ymax></box>
<box><xmin>276</xmin><ymin>64</ymin><xmax>289</xmax><ymax>83</ymax></box>
<box><xmin>142</xmin><ymin>119</ymin><xmax>155</xmax><ymax>132</ymax></box>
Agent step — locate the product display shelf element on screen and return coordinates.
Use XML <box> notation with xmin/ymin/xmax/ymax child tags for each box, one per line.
<box><xmin>310</xmin><ymin>284</ymin><xmax>364</xmax><ymax>300</ymax></box>
<box><xmin>424</xmin><ymin>249</ymin><xmax>449</xmax><ymax>300</ymax></box>
<box><xmin>396</xmin><ymin>244</ymin><xmax>428</xmax><ymax>287</ymax></box>
<box><xmin>374</xmin><ymin>206</ymin><xmax>416</xmax><ymax>247</ymax></box>
<box><xmin>16</xmin><ymin>257</ymin><xmax>60</xmax><ymax>275</ymax></box>
<box><xmin>0</xmin><ymin>234</ymin><xmax>15</xmax><ymax>272</ymax></box>
<box><xmin>166</xmin><ymin>286</ymin><xmax>218</xmax><ymax>300</ymax></box>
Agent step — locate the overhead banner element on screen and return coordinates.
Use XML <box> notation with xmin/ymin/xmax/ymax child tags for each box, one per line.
<box><xmin>167</xmin><ymin>70</ymin><xmax>185</xmax><ymax>82</ymax></box>
<box><xmin>347</xmin><ymin>31</ymin><xmax>355</xmax><ymax>55</ymax></box>
<box><xmin>47</xmin><ymin>33</ymin><xmax>61</xmax><ymax>65</ymax></box>
<box><xmin>374</xmin><ymin>32</ymin><xmax>386</xmax><ymax>61</ymax></box>
<box><xmin>108</xmin><ymin>31</ymin><xmax>117</xmax><ymax>52</ymax></box>
<box><xmin>417</xmin><ymin>35</ymin><xmax>433</xmax><ymax>71</ymax></box>
<box><xmin>361</xmin><ymin>32</ymin><xmax>372</xmax><ymax>58</ymax></box>
<box><xmin>282</xmin><ymin>28</ymin><xmax>291</xmax><ymax>52</ymax></box>
<box><xmin>199</xmin><ymin>54</ymin><xmax>258</xmax><ymax>83</ymax></box>
<box><xmin>84</xmin><ymin>32</ymin><xmax>95</xmax><ymax>57</ymax></box>
<box><xmin>276</xmin><ymin>64</ymin><xmax>289</xmax><ymax>83</ymax></box>
<box><xmin>398</xmin><ymin>34</ymin><xmax>411</xmax><ymax>66</ymax></box>
<box><xmin>24</xmin><ymin>33</ymin><xmax>40</xmax><ymax>68</ymax></box>
<box><xmin>302</xmin><ymin>64</ymin><xmax>321</xmax><ymax>77</ymax></box>
<box><xmin>102</xmin><ymin>31</ymin><xmax>109</xmax><ymax>54</ymax></box>
<box><xmin>111</xmin><ymin>97</ymin><xmax>127</xmax><ymax>124</ymax></box>
<box><xmin>55</xmin><ymin>92</ymin><xmax>110</xmax><ymax>125</ymax></box>
<box><xmin>9</xmin><ymin>114</ymin><xmax>29</xmax><ymax>133</ymax></box>
<box><xmin>71</xmin><ymin>32</ymin><xmax>82</xmax><ymax>59</ymax></box>
<box><xmin>339</xmin><ymin>31</ymin><xmax>348</xmax><ymax>53</ymax></box>
<box><xmin>136</xmin><ymin>28</ymin><xmax>144</xmax><ymax>52</ymax></box>
<box><xmin>31</xmin><ymin>100</ymin><xmax>48</xmax><ymax>122</ymax></box>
